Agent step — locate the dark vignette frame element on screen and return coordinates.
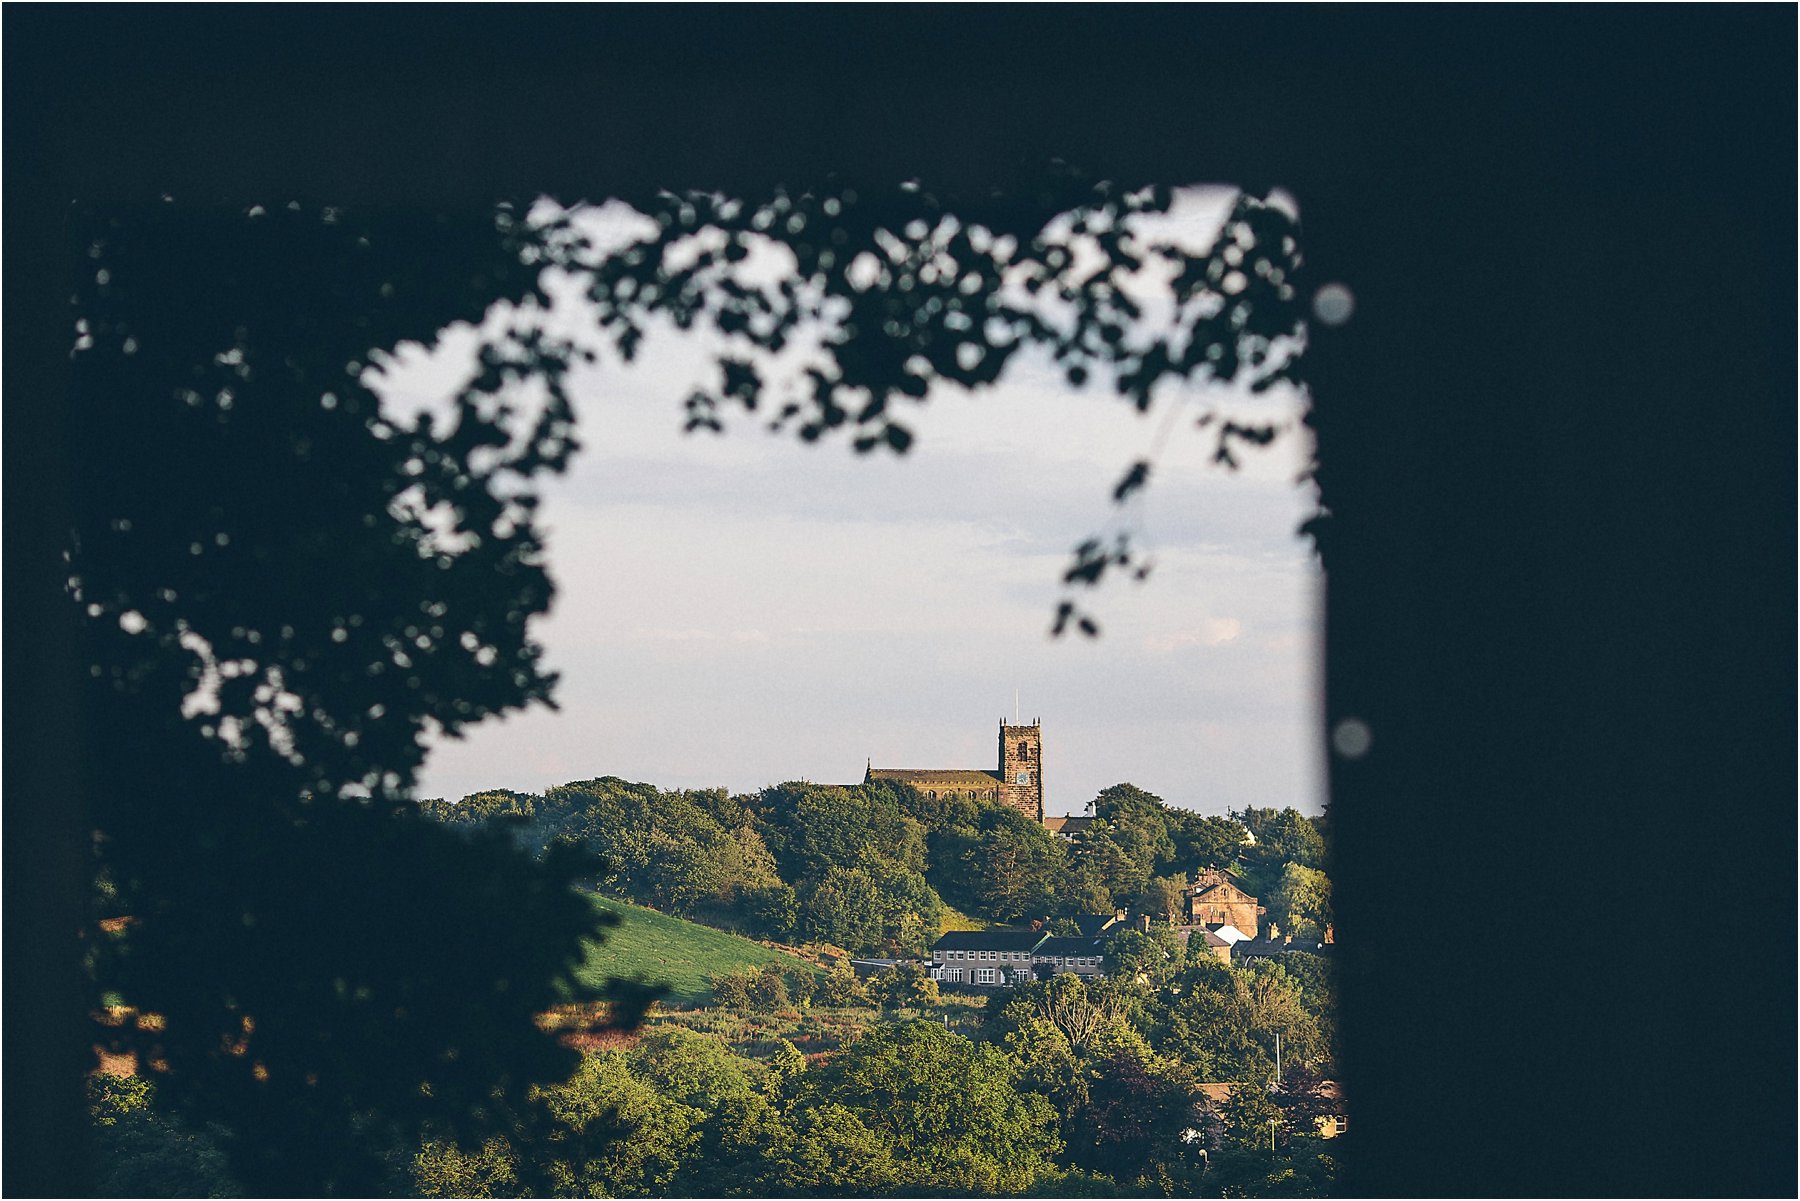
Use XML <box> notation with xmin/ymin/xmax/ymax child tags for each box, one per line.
<box><xmin>6</xmin><ymin>9</ymin><xmax>1794</xmax><ymax>1197</ymax></box>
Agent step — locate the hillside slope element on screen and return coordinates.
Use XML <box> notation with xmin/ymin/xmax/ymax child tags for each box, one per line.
<box><xmin>575</xmin><ymin>895</ymin><xmax>818</xmax><ymax>1004</ymax></box>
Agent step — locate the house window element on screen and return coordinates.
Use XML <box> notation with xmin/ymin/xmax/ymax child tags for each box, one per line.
<box><xmin>977</xmin><ymin>968</ymin><xmax>997</xmax><ymax>984</ymax></box>
<box><xmin>946</xmin><ymin>969</ymin><xmax>962</xmax><ymax>983</ymax></box>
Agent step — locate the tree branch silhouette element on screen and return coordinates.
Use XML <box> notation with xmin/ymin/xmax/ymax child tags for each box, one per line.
<box><xmin>69</xmin><ymin>170</ymin><xmax>1307</xmax><ymax>1192</ymax></box>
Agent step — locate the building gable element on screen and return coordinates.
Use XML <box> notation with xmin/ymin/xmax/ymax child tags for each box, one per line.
<box><xmin>1193</xmin><ymin>880</ymin><xmax>1252</xmax><ymax>902</ymax></box>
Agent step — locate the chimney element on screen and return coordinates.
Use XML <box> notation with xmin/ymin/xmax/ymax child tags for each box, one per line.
<box><xmin>1267</xmin><ymin>922</ymin><xmax>1280</xmax><ymax>942</ymax></box>
<box><xmin>1139</xmin><ymin>914</ymin><xmax>1151</xmax><ymax>933</ymax></box>
<box><xmin>1323</xmin><ymin>924</ymin><xmax>1335</xmax><ymax>945</ymax></box>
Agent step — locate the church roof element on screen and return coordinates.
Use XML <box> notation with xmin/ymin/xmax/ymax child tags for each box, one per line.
<box><xmin>868</xmin><ymin>768</ymin><xmax>1001</xmax><ymax>788</ymax></box>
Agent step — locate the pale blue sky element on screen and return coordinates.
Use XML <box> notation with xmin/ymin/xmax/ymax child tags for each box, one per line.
<box><xmin>377</xmin><ymin>191</ymin><xmax>1323</xmax><ymax>817</ymax></box>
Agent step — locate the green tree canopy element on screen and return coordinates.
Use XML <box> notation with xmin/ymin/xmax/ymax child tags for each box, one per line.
<box><xmin>1170</xmin><ymin>812</ymin><xmax>1251</xmax><ymax>871</ymax></box>
<box><xmin>1267</xmin><ymin>862</ymin><xmax>1333</xmax><ymax>942</ymax></box>
<box><xmin>804</xmin><ymin>1021</ymin><xmax>1063</xmax><ymax>1194</ymax></box>
<box><xmin>870</xmin><ymin>961</ymin><xmax>940</xmax><ymax>1012</ymax></box>
<box><xmin>1069</xmin><ymin>1046</ymin><xmax>1206</xmax><ymax>1191</ymax></box>
<box><xmin>1234</xmin><ymin>807</ymin><xmax>1326</xmax><ymax>873</ymax></box>
<box><xmin>772</xmin><ymin>1102</ymin><xmax>901</xmax><ymax>1197</ymax></box>
<box><xmin>956</xmin><ymin>805</ymin><xmax>1070</xmax><ymax>922</ymax></box>
<box><xmin>533</xmin><ymin>1052</ymin><xmax>703</xmax><ymax>1197</ymax></box>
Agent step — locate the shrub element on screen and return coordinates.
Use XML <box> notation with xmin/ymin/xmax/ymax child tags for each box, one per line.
<box><xmin>747</xmin><ymin>964</ymin><xmax>790</xmax><ymax>1008</ymax></box>
<box><xmin>709</xmin><ymin>970</ymin><xmax>754</xmax><ymax>1008</ymax></box>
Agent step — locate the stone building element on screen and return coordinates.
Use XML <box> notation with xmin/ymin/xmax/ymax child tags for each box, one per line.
<box><xmin>1181</xmin><ymin>868</ymin><xmax>1265</xmax><ymax>939</ymax></box>
<box><xmin>866</xmin><ymin>719</ymin><xmax>1045</xmax><ymax>824</ymax></box>
<box><xmin>1041</xmin><ymin>814</ymin><xmax>1093</xmax><ymax>840</ymax></box>
<box><xmin>1191</xmin><ymin>928</ymin><xmax>1233</xmax><ymax>963</ymax></box>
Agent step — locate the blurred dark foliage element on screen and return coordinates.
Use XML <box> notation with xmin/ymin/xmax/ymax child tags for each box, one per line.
<box><xmin>70</xmin><ymin>205</ymin><xmax>650</xmax><ymax>1195</ymax></box>
<box><xmin>530</xmin><ymin>178</ymin><xmax>1301</xmax><ymax>444</ymax></box>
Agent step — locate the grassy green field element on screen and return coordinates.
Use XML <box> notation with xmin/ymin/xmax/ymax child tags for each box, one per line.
<box><xmin>938</xmin><ymin>904</ymin><xmax>991</xmax><ymax>933</ymax></box>
<box><xmin>573</xmin><ymin>896</ymin><xmax>819</xmax><ymax>1005</ymax></box>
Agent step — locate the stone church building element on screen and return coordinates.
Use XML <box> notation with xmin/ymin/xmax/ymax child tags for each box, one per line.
<box><xmin>1181</xmin><ymin>868</ymin><xmax>1265</xmax><ymax>936</ymax></box>
<box><xmin>865</xmin><ymin>720</ymin><xmax>1045</xmax><ymax>823</ymax></box>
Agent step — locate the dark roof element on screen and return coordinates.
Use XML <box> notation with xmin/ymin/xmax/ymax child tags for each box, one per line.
<box><xmin>1070</xmin><ymin>913</ymin><xmax>1122</xmax><ymax>937</ymax></box>
<box><xmin>931</xmin><ymin>928</ymin><xmax>1050</xmax><ymax>953</ymax></box>
<box><xmin>1033</xmin><ymin>936</ymin><xmax>1103</xmax><ymax>957</ymax></box>
<box><xmin>1235</xmin><ymin>937</ymin><xmax>1335</xmax><ymax>958</ymax></box>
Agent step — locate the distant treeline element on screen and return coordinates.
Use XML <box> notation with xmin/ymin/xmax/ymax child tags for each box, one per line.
<box><xmin>419</xmin><ymin>780</ymin><xmax>1332</xmax><ymax>957</ymax></box>
<box><xmin>95</xmin><ymin>963</ymin><xmax>1340</xmax><ymax>1198</ymax></box>
<box><xmin>97</xmin><ymin>784</ymin><xmax>1339</xmax><ymax>1198</ymax></box>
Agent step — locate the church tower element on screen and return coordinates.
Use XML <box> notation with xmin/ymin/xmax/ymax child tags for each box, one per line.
<box><xmin>997</xmin><ymin>719</ymin><xmax>1044</xmax><ymax>823</ymax></box>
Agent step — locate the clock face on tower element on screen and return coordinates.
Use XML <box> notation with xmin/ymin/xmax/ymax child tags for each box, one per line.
<box><xmin>1016</xmin><ymin>771</ymin><xmax>1031</xmax><ymax>785</ymax></box>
